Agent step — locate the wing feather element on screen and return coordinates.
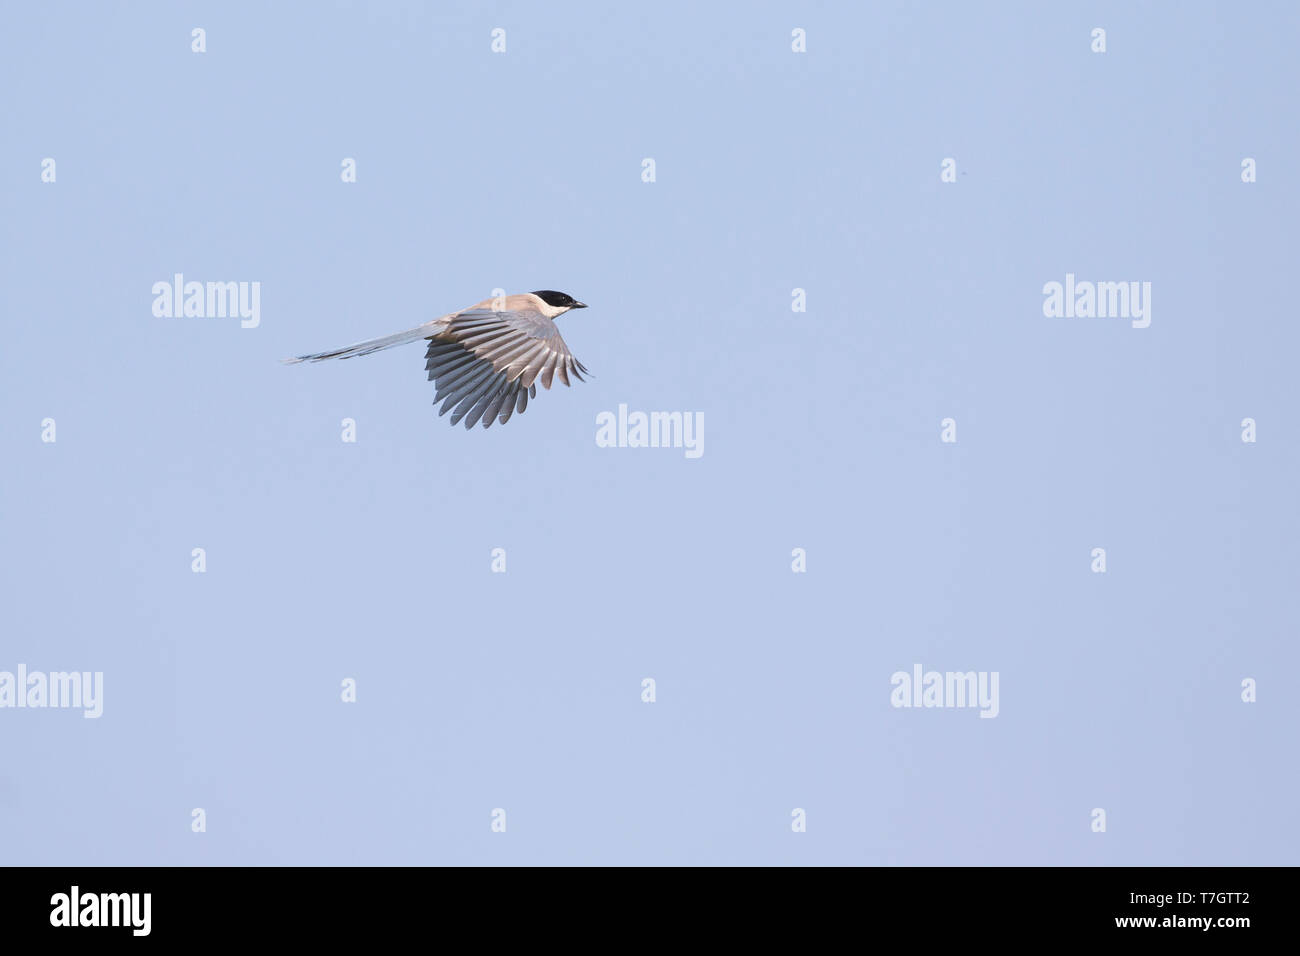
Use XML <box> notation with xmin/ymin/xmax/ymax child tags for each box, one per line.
<box><xmin>421</xmin><ymin>306</ymin><xmax>589</xmax><ymax>429</ymax></box>
<box><xmin>438</xmin><ymin>363</ymin><xmax>499</xmax><ymax>414</ymax></box>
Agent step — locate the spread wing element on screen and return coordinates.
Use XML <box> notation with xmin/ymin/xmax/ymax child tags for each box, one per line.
<box><xmin>424</xmin><ymin>308</ymin><xmax>590</xmax><ymax>429</ymax></box>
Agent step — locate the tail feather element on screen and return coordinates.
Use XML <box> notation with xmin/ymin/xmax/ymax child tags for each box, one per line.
<box><xmin>283</xmin><ymin>321</ymin><xmax>444</xmax><ymax>364</ymax></box>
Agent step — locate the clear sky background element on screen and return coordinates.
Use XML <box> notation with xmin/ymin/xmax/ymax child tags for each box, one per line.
<box><xmin>2</xmin><ymin>1</ymin><xmax>1297</xmax><ymax>865</ymax></box>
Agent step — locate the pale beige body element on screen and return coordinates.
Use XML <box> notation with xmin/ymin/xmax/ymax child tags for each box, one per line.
<box><xmin>462</xmin><ymin>293</ymin><xmax>574</xmax><ymax>322</ymax></box>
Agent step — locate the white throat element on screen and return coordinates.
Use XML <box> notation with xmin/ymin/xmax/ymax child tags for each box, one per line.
<box><xmin>533</xmin><ymin>299</ymin><xmax>570</xmax><ymax>319</ymax></box>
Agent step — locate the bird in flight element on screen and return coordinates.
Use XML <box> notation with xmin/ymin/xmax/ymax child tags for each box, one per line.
<box><xmin>285</xmin><ymin>290</ymin><xmax>591</xmax><ymax>429</ymax></box>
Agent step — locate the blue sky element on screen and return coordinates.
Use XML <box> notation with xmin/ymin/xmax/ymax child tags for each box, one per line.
<box><xmin>1</xmin><ymin>1</ymin><xmax>1297</xmax><ymax>865</ymax></box>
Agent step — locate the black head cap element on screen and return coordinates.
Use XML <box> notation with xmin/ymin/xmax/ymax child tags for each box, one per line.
<box><xmin>533</xmin><ymin>290</ymin><xmax>587</xmax><ymax>309</ymax></box>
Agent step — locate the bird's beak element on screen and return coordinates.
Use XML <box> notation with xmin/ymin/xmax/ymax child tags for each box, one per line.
<box><xmin>571</xmin><ymin>301</ymin><xmax>588</xmax><ymax>309</ymax></box>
